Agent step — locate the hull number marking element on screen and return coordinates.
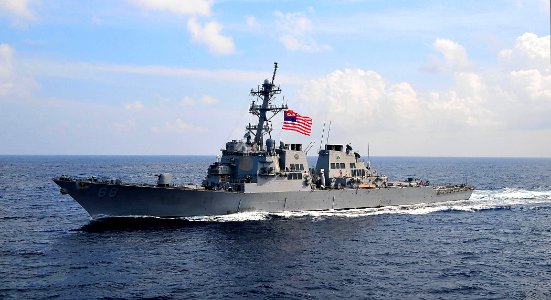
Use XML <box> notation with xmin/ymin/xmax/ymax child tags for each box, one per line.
<box><xmin>98</xmin><ymin>187</ymin><xmax>118</xmax><ymax>198</ymax></box>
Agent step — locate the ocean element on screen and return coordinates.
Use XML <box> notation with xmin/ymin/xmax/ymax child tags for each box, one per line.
<box><xmin>1</xmin><ymin>155</ymin><xmax>550</xmax><ymax>299</ymax></box>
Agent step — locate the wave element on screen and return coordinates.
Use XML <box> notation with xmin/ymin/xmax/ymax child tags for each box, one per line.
<box><xmin>184</xmin><ymin>188</ymin><xmax>551</xmax><ymax>222</ymax></box>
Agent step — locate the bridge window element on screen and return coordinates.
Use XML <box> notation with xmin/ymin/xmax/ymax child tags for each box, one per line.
<box><xmin>350</xmin><ymin>163</ymin><xmax>356</xmax><ymax>169</ymax></box>
<box><xmin>340</xmin><ymin>163</ymin><xmax>346</xmax><ymax>169</ymax></box>
<box><xmin>287</xmin><ymin>173</ymin><xmax>302</xmax><ymax>180</ymax></box>
<box><xmin>290</xmin><ymin>163</ymin><xmax>305</xmax><ymax>171</ymax></box>
<box><xmin>331</xmin><ymin>163</ymin><xmax>336</xmax><ymax>169</ymax></box>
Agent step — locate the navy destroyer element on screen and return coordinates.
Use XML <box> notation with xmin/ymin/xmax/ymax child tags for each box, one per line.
<box><xmin>54</xmin><ymin>63</ymin><xmax>473</xmax><ymax>218</ymax></box>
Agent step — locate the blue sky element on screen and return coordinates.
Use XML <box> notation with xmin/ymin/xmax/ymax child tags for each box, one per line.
<box><xmin>0</xmin><ymin>0</ymin><xmax>550</xmax><ymax>156</ymax></box>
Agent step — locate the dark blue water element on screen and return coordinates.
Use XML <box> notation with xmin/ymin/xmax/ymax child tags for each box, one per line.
<box><xmin>1</xmin><ymin>156</ymin><xmax>551</xmax><ymax>299</ymax></box>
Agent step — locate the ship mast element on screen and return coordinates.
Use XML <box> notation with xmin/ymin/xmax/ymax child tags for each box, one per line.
<box><xmin>247</xmin><ymin>62</ymin><xmax>287</xmax><ymax>147</ymax></box>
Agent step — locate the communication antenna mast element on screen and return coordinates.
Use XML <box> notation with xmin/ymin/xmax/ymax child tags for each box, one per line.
<box><xmin>326</xmin><ymin>121</ymin><xmax>332</xmax><ymax>145</ymax></box>
<box><xmin>319</xmin><ymin>121</ymin><xmax>326</xmax><ymax>151</ymax></box>
<box><xmin>247</xmin><ymin>62</ymin><xmax>286</xmax><ymax>146</ymax></box>
<box><xmin>367</xmin><ymin>142</ymin><xmax>371</xmax><ymax>169</ymax></box>
<box><xmin>368</xmin><ymin>143</ymin><xmax>370</xmax><ymax>161</ymax></box>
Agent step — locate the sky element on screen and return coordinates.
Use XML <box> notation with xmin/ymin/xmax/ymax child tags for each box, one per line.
<box><xmin>0</xmin><ymin>0</ymin><xmax>550</xmax><ymax>157</ymax></box>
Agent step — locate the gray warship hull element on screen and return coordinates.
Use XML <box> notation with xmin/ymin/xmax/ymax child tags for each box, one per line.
<box><xmin>54</xmin><ymin>178</ymin><xmax>473</xmax><ymax>218</ymax></box>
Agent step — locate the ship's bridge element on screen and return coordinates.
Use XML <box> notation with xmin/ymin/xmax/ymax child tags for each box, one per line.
<box><xmin>276</xmin><ymin>143</ymin><xmax>308</xmax><ymax>174</ymax></box>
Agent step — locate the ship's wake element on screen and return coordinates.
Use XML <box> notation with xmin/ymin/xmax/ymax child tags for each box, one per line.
<box><xmin>80</xmin><ymin>188</ymin><xmax>551</xmax><ymax>230</ymax></box>
<box><xmin>184</xmin><ymin>188</ymin><xmax>551</xmax><ymax>222</ymax></box>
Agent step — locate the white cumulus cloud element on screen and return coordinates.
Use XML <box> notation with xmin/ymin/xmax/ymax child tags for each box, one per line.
<box><xmin>422</xmin><ymin>38</ymin><xmax>474</xmax><ymax>73</ymax></box>
<box><xmin>298</xmin><ymin>68</ymin><xmax>424</xmax><ymax>132</ymax></box>
<box><xmin>297</xmin><ymin>33</ymin><xmax>551</xmax><ymax>156</ymax></box>
<box><xmin>499</xmin><ymin>32</ymin><xmax>550</xmax><ymax>72</ymax></box>
<box><xmin>127</xmin><ymin>0</ymin><xmax>234</xmax><ymax>56</ymax></box>
<box><xmin>187</xmin><ymin>17</ymin><xmax>235</xmax><ymax>55</ymax></box>
<box><xmin>127</xmin><ymin>0</ymin><xmax>211</xmax><ymax>16</ymax></box>
<box><xmin>0</xmin><ymin>0</ymin><xmax>35</xmax><ymax>20</ymax></box>
<box><xmin>274</xmin><ymin>11</ymin><xmax>330</xmax><ymax>52</ymax></box>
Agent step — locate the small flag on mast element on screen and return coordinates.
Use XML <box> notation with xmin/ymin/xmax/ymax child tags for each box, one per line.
<box><xmin>282</xmin><ymin>110</ymin><xmax>312</xmax><ymax>136</ymax></box>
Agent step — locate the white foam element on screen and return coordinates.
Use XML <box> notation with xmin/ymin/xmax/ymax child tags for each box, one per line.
<box><xmin>185</xmin><ymin>211</ymin><xmax>271</xmax><ymax>222</ymax></box>
<box><xmin>182</xmin><ymin>188</ymin><xmax>551</xmax><ymax>222</ymax></box>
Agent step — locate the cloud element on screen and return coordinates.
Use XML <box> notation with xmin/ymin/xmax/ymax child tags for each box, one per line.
<box><xmin>112</xmin><ymin>119</ymin><xmax>136</xmax><ymax>132</ymax></box>
<box><xmin>425</xmin><ymin>72</ymin><xmax>503</xmax><ymax>130</ymax></box>
<box><xmin>274</xmin><ymin>11</ymin><xmax>330</xmax><ymax>52</ymax></box>
<box><xmin>91</xmin><ymin>16</ymin><xmax>104</xmax><ymax>25</ymax></box>
<box><xmin>0</xmin><ymin>0</ymin><xmax>35</xmax><ymax>21</ymax></box>
<box><xmin>180</xmin><ymin>96</ymin><xmax>195</xmax><ymax>105</ymax></box>
<box><xmin>0</xmin><ymin>44</ymin><xmax>36</xmax><ymax>98</ymax></box>
<box><xmin>499</xmin><ymin>32</ymin><xmax>550</xmax><ymax>72</ymax></box>
<box><xmin>509</xmin><ymin>69</ymin><xmax>551</xmax><ymax>100</ymax></box>
<box><xmin>187</xmin><ymin>17</ymin><xmax>235</xmax><ymax>55</ymax></box>
<box><xmin>200</xmin><ymin>95</ymin><xmax>219</xmax><ymax>105</ymax></box>
<box><xmin>157</xmin><ymin>118</ymin><xmax>207</xmax><ymax>132</ymax></box>
<box><xmin>123</xmin><ymin>101</ymin><xmax>144</xmax><ymax>110</ymax></box>
<box><xmin>175</xmin><ymin>118</ymin><xmax>194</xmax><ymax>131</ymax></box>
<box><xmin>245</xmin><ymin>16</ymin><xmax>260</xmax><ymax>29</ymax></box>
<box><xmin>298</xmin><ymin>69</ymin><xmax>425</xmax><ymax>132</ymax></box>
<box><xmin>498</xmin><ymin>33</ymin><xmax>551</xmax><ymax>128</ymax></box>
<box><xmin>180</xmin><ymin>95</ymin><xmax>219</xmax><ymax>105</ymax></box>
<box><xmin>297</xmin><ymin>33</ymin><xmax>551</xmax><ymax>155</ymax></box>
<box><xmin>422</xmin><ymin>38</ymin><xmax>474</xmax><ymax>73</ymax></box>
<box><xmin>20</xmin><ymin>59</ymin><xmax>310</xmax><ymax>84</ymax></box>
<box><xmin>540</xmin><ymin>0</ymin><xmax>551</xmax><ymax>14</ymax></box>
<box><xmin>0</xmin><ymin>44</ymin><xmax>15</xmax><ymax>96</ymax></box>
<box><xmin>127</xmin><ymin>0</ymin><xmax>211</xmax><ymax>16</ymax></box>
<box><xmin>127</xmin><ymin>0</ymin><xmax>234</xmax><ymax>56</ymax></box>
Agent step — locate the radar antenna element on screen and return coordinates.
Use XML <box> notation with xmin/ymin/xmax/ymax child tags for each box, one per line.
<box><xmin>271</xmin><ymin>62</ymin><xmax>278</xmax><ymax>85</ymax></box>
<box><xmin>247</xmin><ymin>62</ymin><xmax>287</xmax><ymax>147</ymax></box>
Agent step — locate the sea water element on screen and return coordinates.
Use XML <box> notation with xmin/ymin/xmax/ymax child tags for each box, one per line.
<box><xmin>1</xmin><ymin>156</ymin><xmax>550</xmax><ymax>299</ymax></box>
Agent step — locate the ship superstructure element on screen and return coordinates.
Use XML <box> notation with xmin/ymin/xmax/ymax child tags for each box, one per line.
<box><xmin>53</xmin><ymin>63</ymin><xmax>473</xmax><ymax>218</ymax></box>
<box><xmin>202</xmin><ymin>63</ymin><xmax>387</xmax><ymax>194</ymax></box>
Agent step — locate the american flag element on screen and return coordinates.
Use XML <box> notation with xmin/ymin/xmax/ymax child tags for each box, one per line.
<box><xmin>282</xmin><ymin>109</ymin><xmax>312</xmax><ymax>136</ymax></box>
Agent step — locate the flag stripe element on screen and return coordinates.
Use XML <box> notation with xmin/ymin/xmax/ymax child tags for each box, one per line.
<box><xmin>282</xmin><ymin>124</ymin><xmax>311</xmax><ymax>132</ymax></box>
<box><xmin>282</xmin><ymin>110</ymin><xmax>312</xmax><ymax>136</ymax></box>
